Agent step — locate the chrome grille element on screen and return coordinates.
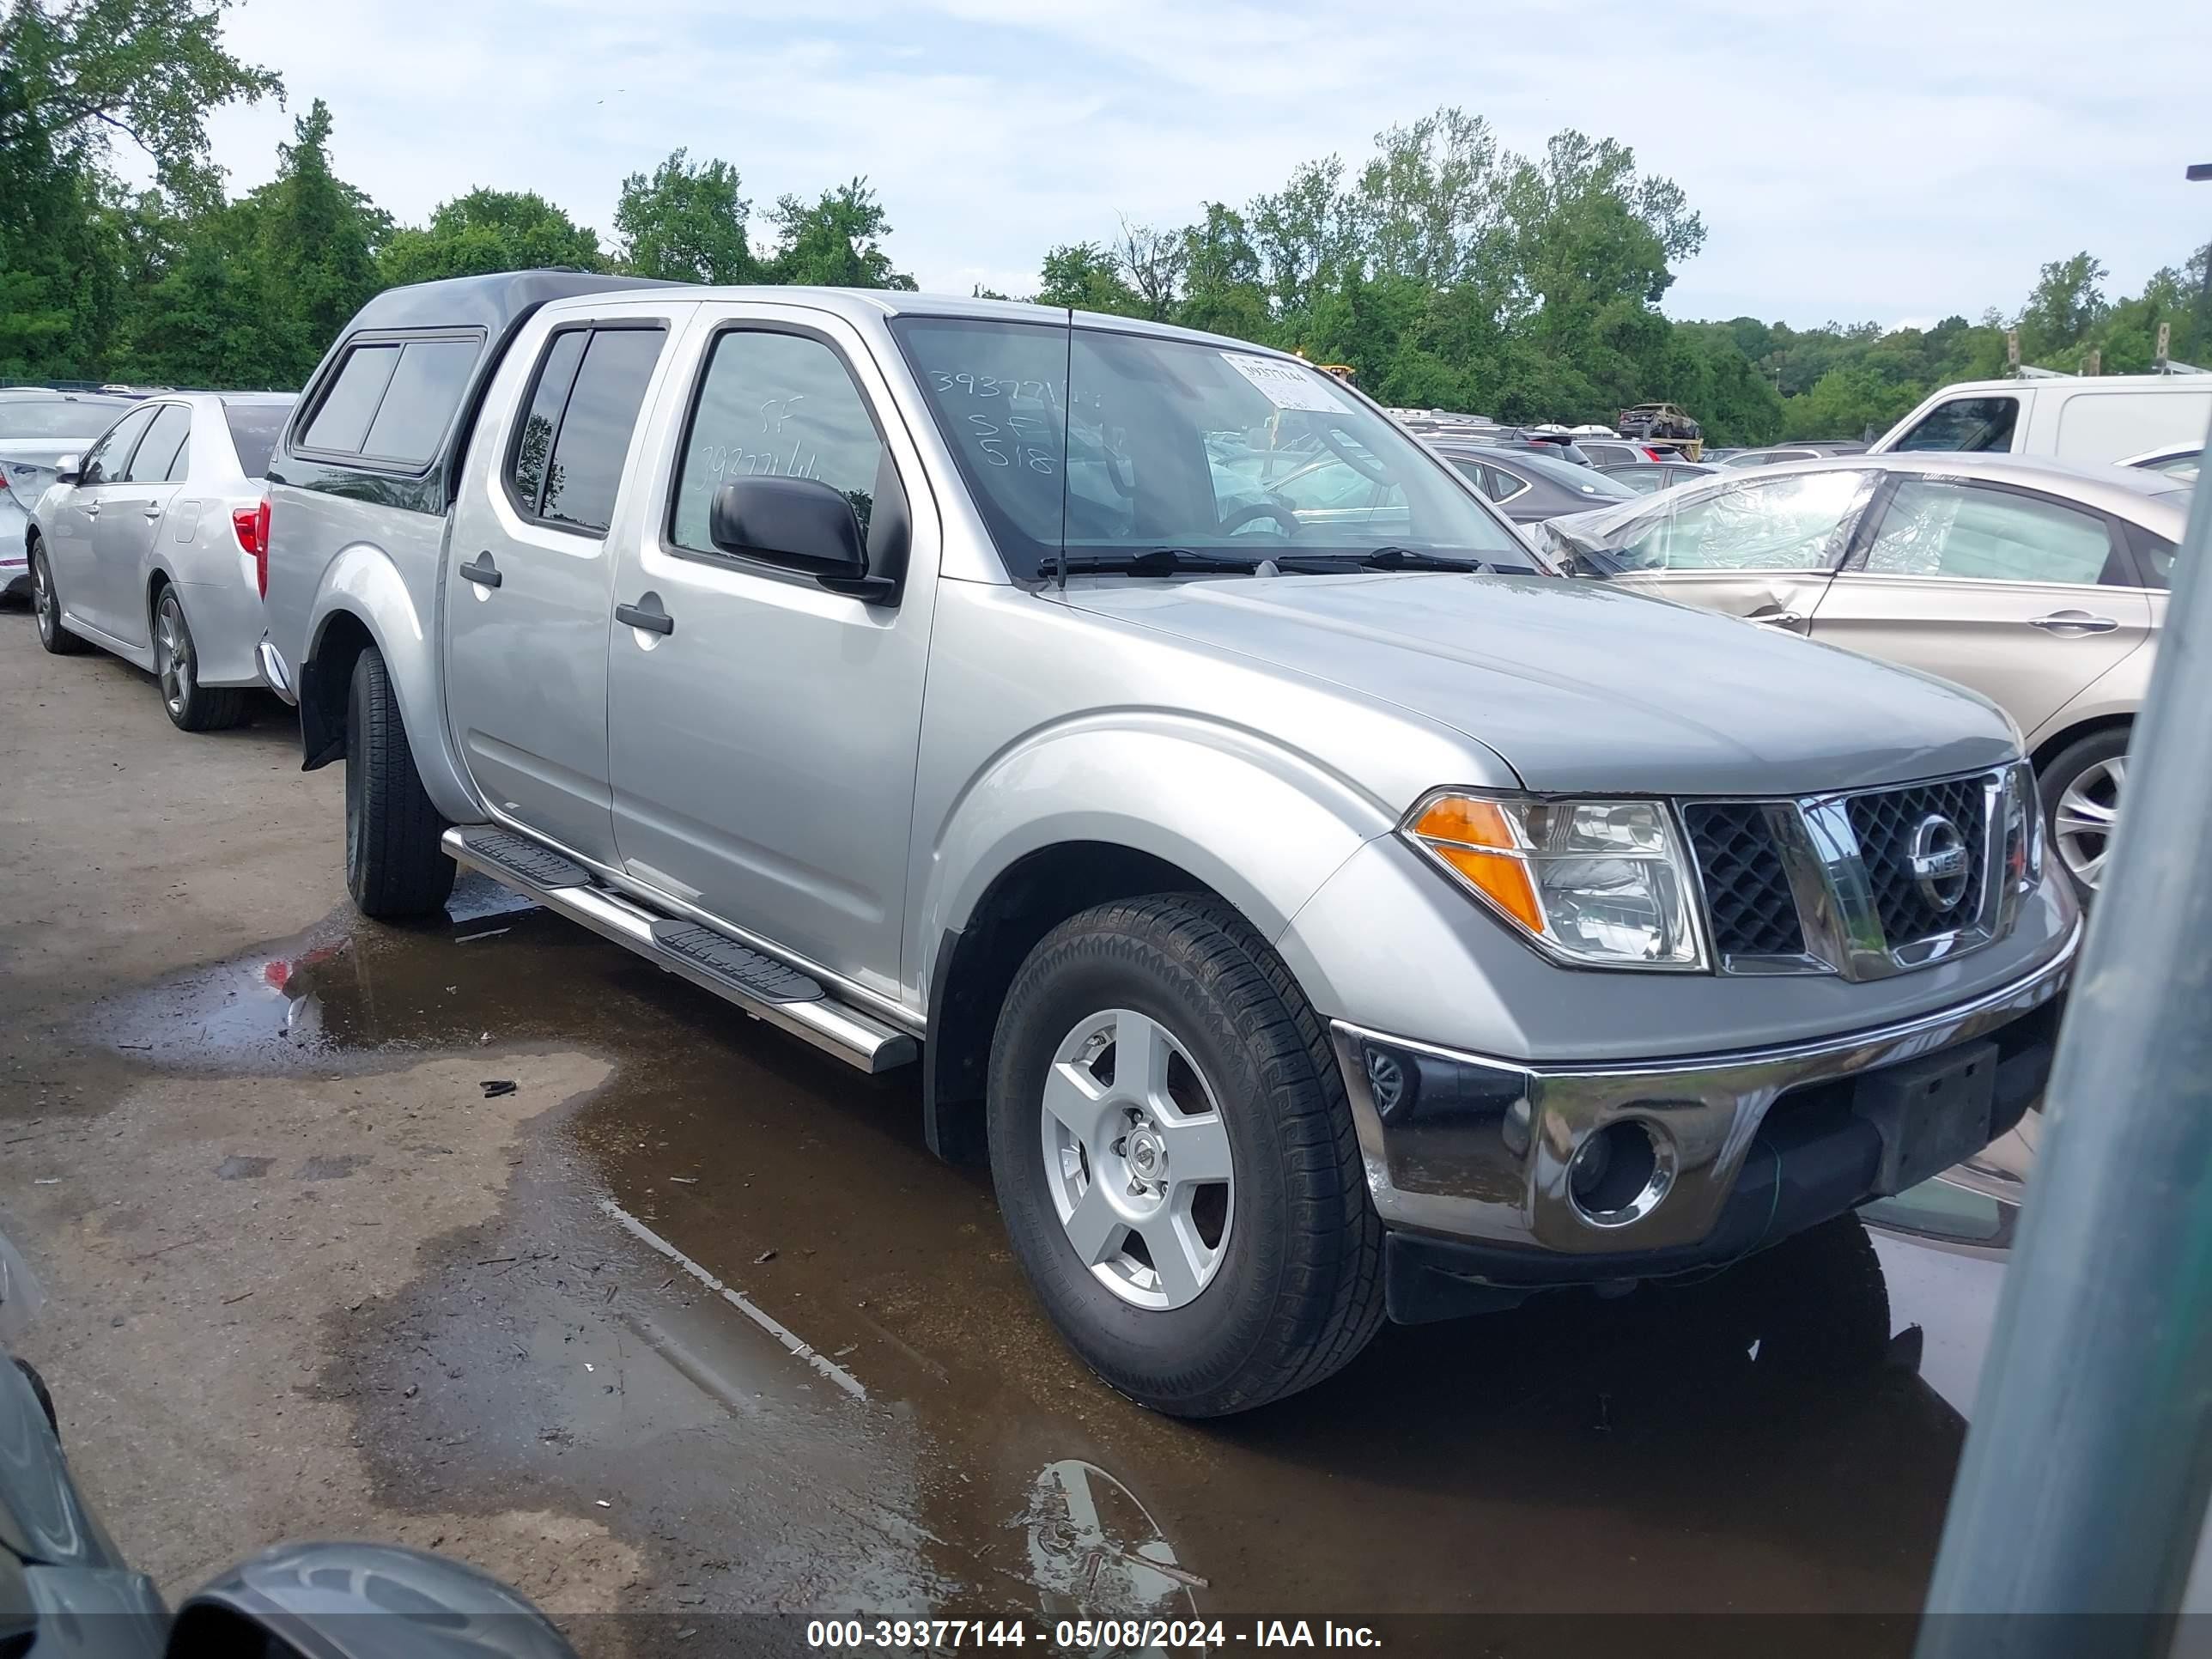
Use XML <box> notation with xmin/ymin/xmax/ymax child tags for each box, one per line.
<box><xmin>1846</xmin><ymin>776</ymin><xmax>1990</xmax><ymax>947</ymax></box>
<box><xmin>1680</xmin><ymin>767</ymin><xmax>2009</xmax><ymax>980</ymax></box>
<box><xmin>1682</xmin><ymin>803</ymin><xmax>1802</xmax><ymax>958</ymax></box>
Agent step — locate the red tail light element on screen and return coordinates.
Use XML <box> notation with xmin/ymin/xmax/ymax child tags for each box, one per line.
<box><xmin>234</xmin><ymin>497</ymin><xmax>272</xmax><ymax>598</ymax></box>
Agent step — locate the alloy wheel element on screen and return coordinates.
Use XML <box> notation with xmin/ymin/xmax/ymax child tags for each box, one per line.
<box><xmin>155</xmin><ymin>592</ymin><xmax>194</xmax><ymax>719</ymax></box>
<box><xmin>1039</xmin><ymin>1007</ymin><xmax>1235</xmax><ymax>1310</ymax></box>
<box><xmin>32</xmin><ymin>550</ymin><xmax>55</xmax><ymax>646</ymax></box>
<box><xmin>2053</xmin><ymin>757</ymin><xmax>2124</xmax><ymax>891</ymax></box>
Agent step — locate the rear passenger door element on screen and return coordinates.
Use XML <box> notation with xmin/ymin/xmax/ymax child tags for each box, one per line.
<box><xmin>95</xmin><ymin>401</ymin><xmax>192</xmax><ymax>648</ymax></box>
<box><xmin>1808</xmin><ymin>476</ymin><xmax>2152</xmax><ymax>735</ymax></box>
<box><xmin>444</xmin><ymin>302</ymin><xmax>687</xmax><ymax>866</ymax></box>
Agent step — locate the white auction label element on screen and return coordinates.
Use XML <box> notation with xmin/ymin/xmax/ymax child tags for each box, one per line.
<box><xmin>1220</xmin><ymin>352</ymin><xmax>1352</xmax><ymax>412</ymax></box>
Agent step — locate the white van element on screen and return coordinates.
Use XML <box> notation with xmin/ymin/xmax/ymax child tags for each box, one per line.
<box><xmin>1871</xmin><ymin>375</ymin><xmax>2212</xmax><ymax>466</ymax></box>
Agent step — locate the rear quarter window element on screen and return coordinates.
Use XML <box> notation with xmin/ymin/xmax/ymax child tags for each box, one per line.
<box><xmin>222</xmin><ymin>402</ymin><xmax>291</xmax><ymax>478</ymax></box>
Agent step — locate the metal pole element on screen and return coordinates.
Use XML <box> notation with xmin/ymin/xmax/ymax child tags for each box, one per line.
<box><xmin>1916</xmin><ymin>431</ymin><xmax>2212</xmax><ymax>1656</ymax></box>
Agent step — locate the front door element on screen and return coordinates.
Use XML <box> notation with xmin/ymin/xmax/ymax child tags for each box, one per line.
<box><xmin>1601</xmin><ymin>467</ymin><xmax>1879</xmax><ymax>631</ymax></box>
<box><xmin>605</xmin><ymin>311</ymin><xmax>939</xmax><ymax>1004</ymax></box>
<box><xmin>1808</xmin><ymin>475</ymin><xmax>2154</xmax><ymax>736</ymax></box>
<box><xmin>57</xmin><ymin>404</ymin><xmax>156</xmax><ymax>635</ymax></box>
<box><xmin>443</xmin><ymin>307</ymin><xmax>683</xmax><ymax>864</ymax></box>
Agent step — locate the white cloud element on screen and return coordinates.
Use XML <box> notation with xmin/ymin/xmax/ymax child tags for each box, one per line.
<box><xmin>182</xmin><ymin>0</ymin><xmax>2212</xmax><ymax>324</ymax></box>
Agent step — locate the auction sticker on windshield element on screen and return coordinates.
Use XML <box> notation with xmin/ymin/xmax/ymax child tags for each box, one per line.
<box><xmin>1222</xmin><ymin>352</ymin><xmax>1352</xmax><ymax>413</ymax></box>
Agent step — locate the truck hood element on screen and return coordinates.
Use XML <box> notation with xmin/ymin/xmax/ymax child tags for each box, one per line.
<box><xmin>1064</xmin><ymin>573</ymin><xmax>2016</xmax><ymax>797</ymax></box>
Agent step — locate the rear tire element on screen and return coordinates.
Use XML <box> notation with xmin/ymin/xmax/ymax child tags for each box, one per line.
<box><xmin>344</xmin><ymin>644</ymin><xmax>455</xmax><ymax>919</ymax></box>
<box><xmin>154</xmin><ymin>586</ymin><xmax>249</xmax><ymax>732</ymax></box>
<box><xmin>30</xmin><ymin>538</ymin><xmax>89</xmax><ymax>655</ymax></box>
<box><xmin>2039</xmin><ymin>726</ymin><xmax>2129</xmax><ymax>905</ymax></box>
<box><xmin>987</xmin><ymin>893</ymin><xmax>1385</xmax><ymax>1416</ymax></box>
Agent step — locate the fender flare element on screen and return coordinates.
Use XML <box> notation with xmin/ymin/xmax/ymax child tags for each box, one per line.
<box><xmin>918</xmin><ymin>711</ymin><xmax>1396</xmax><ymax>996</ymax></box>
<box><xmin>301</xmin><ymin>546</ymin><xmax>477</xmax><ymax>820</ymax></box>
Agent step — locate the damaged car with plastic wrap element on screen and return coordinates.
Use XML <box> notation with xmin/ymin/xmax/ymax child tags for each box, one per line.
<box><xmin>253</xmin><ymin>274</ymin><xmax>2080</xmax><ymax>1417</ymax></box>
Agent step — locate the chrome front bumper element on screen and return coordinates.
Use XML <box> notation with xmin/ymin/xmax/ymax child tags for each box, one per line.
<box><xmin>1332</xmin><ymin>921</ymin><xmax>2079</xmax><ymax>1257</ymax></box>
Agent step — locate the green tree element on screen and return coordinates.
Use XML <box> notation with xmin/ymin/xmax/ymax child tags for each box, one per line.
<box><xmin>764</xmin><ymin>179</ymin><xmax>914</xmax><ymax>289</ymax></box>
<box><xmin>614</xmin><ymin>148</ymin><xmax>751</xmax><ymax>284</ymax></box>
<box><xmin>1033</xmin><ymin>240</ymin><xmax>1141</xmax><ymax>314</ymax></box>
<box><xmin>1783</xmin><ymin>364</ymin><xmax>1925</xmax><ymax>441</ymax></box>
<box><xmin>1349</xmin><ymin>106</ymin><xmax>1507</xmax><ymax>289</ymax></box>
<box><xmin>379</xmin><ymin>187</ymin><xmax>603</xmax><ymax>289</ymax></box>
<box><xmin>0</xmin><ymin>0</ymin><xmax>278</xmax><ymax>378</ymax></box>
<box><xmin>1115</xmin><ymin>216</ymin><xmax>1184</xmax><ymax>322</ymax></box>
<box><xmin>1175</xmin><ymin>203</ymin><xmax>1270</xmax><ymax>339</ymax></box>
<box><xmin>1248</xmin><ymin>155</ymin><xmax>1354</xmax><ymax>321</ymax></box>
<box><xmin>2017</xmin><ymin>251</ymin><xmax>2108</xmax><ymax>366</ymax></box>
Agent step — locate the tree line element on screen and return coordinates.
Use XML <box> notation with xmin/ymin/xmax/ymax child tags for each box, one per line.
<box><xmin>4</xmin><ymin>2</ymin><xmax>2206</xmax><ymax>445</ymax></box>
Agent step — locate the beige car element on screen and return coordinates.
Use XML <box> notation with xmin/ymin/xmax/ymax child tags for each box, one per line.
<box><xmin>1540</xmin><ymin>452</ymin><xmax>2194</xmax><ymax>900</ymax></box>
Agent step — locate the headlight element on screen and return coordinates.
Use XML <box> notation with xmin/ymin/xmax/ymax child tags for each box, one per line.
<box><xmin>1405</xmin><ymin>792</ymin><xmax>1705</xmax><ymax>970</ymax></box>
<box><xmin>2002</xmin><ymin>761</ymin><xmax>2044</xmax><ymax>892</ymax></box>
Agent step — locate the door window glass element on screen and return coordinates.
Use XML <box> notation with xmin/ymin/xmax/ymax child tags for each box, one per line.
<box><xmin>360</xmin><ymin>338</ymin><xmax>479</xmax><ymax>465</ymax></box>
<box><xmin>82</xmin><ymin>406</ymin><xmax>156</xmax><ymax>486</ymax></box>
<box><xmin>1863</xmin><ymin>480</ymin><xmax>2115</xmax><ymax>585</ymax></box>
<box><xmin>509</xmin><ymin>329</ymin><xmax>589</xmax><ymax>515</ymax></box>
<box><xmin>538</xmin><ymin>329</ymin><xmax>664</xmax><ymax>534</ymax></box>
<box><xmin>1892</xmin><ymin>396</ymin><xmax>2020</xmax><ymax>453</ymax></box>
<box><xmin>1613</xmin><ymin>470</ymin><xmax>1871</xmax><ymax>571</ymax></box>
<box><xmin>125</xmin><ymin>404</ymin><xmax>191</xmax><ymax>483</ymax></box>
<box><xmin>672</xmin><ymin>331</ymin><xmax>888</xmax><ymax>556</ymax></box>
<box><xmin>301</xmin><ymin>345</ymin><xmax>400</xmax><ymax>453</ymax></box>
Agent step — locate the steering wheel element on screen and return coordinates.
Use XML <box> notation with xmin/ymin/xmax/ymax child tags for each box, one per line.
<box><xmin>1101</xmin><ymin>443</ymin><xmax>1135</xmax><ymax>499</ymax></box>
<box><xmin>1316</xmin><ymin>422</ymin><xmax>1391</xmax><ymax>483</ymax></box>
<box><xmin>1220</xmin><ymin>501</ymin><xmax>1301</xmax><ymax>538</ymax></box>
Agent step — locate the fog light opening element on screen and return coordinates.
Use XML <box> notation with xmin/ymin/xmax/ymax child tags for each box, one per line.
<box><xmin>1569</xmin><ymin>1120</ymin><xmax>1667</xmax><ymax>1224</ymax></box>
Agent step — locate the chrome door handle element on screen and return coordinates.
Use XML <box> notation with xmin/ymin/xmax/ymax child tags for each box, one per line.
<box><xmin>1748</xmin><ymin>610</ymin><xmax>1806</xmax><ymax>629</ymax></box>
<box><xmin>82</xmin><ymin>501</ymin><xmax>100</xmax><ymax>519</ymax></box>
<box><xmin>2028</xmin><ymin>611</ymin><xmax>2118</xmax><ymax>635</ymax></box>
<box><xmin>142</xmin><ymin>505</ymin><xmax>163</xmax><ymax>520</ymax></box>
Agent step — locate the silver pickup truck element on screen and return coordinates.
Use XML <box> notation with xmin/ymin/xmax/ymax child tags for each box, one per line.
<box><xmin>258</xmin><ymin>272</ymin><xmax>2078</xmax><ymax>1416</ymax></box>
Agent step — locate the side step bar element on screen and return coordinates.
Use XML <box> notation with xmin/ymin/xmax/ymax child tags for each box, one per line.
<box><xmin>442</xmin><ymin>826</ymin><xmax>917</xmax><ymax>1074</ymax></box>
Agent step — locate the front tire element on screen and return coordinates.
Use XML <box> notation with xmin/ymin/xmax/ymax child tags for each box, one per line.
<box><xmin>987</xmin><ymin>894</ymin><xmax>1385</xmax><ymax>1416</ymax></box>
<box><xmin>30</xmin><ymin>538</ymin><xmax>89</xmax><ymax>655</ymax></box>
<box><xmin>344</xmin><ymin>645</ymin><xmax>455</xmax><ymax>918</ymax></box>
<box><xmin>154</xmin><ymin>586</ymin><xmax>248</xmax><ymax>732</ymax></box>
<box><xmin>2039</xmin><ymin>727</ymin><xmax>2129</xmax><ymax>903</ymax></box>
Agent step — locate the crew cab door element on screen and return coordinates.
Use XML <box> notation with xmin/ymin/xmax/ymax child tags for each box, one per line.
<box><xmin>1600</xmin><ymin>468</ymin><xmax>1876</xmax><ymax>631</ymax></box>
<box><xmin>443</xmin><ymin>302</ymin><xmax>690</xmax><ymax>865</ymax></box>
<box><xmin>1807</xmin><ymin>474</ymin><xmax>2153</xmax><ymax>736</ymax></box>
<box><xmin>604</xmin><ymin>307</ymin><xmax>941</xmax><ymax>1005</ymax></box>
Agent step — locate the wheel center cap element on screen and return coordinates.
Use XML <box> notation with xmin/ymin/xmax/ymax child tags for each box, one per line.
<box><xmin>1126</xmin><ymin>1126</ymin><xmax>1165</xmax><ymax>1181</ymax></box>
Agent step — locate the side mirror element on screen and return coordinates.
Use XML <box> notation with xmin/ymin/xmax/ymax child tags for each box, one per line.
<box><xmin>167</xmin><ymin>1542</ymin><xmax>580</xmax><ymax>1659</ymax></box>
<box><xmin>709</xmin><ymin>477</ymin><xmax>896</xmax><ymax>604</ymax></box>
<box><xmin>53</xmin><ymin>453</ymin><xmax>81</xmax><ymax>486</ymax></box>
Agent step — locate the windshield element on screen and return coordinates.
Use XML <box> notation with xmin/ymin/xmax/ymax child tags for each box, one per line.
<box><xmin>0</xmin><ymin>398</ymin><xmax>133</xmax><ymax>441</ymax></box>
<box><xmin>890</xmin><ymin>317</ymin><xmax>1540</xmax><ymax>577</ymax></box>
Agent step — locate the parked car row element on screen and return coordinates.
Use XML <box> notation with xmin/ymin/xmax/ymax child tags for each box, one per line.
<box><xmin>23</xmin><ymin>392</ymin><xmax>295</xmax><ymax>728</ymax></box>
<box><xmin>18</xmin><ymin>276</ymin><xmax>2161</xmax><ymax>1423</ymax></box>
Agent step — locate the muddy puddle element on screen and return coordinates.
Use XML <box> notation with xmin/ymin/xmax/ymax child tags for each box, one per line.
<box><xmin>77</xmin><ymin>881</ymin><xmax>2025</xmax><ymax>1637</ymax></box>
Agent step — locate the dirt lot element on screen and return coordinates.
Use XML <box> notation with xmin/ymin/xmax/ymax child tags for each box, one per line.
<box><xmin>0</xmin><ymin>607</ymin><xmax>2023</xmax><ymax>1654</ymax></box>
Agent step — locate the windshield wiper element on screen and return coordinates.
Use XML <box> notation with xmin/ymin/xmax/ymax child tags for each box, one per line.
<box><xmin>1055</xmin><ymin>548</ymin><xmax>1262</xmax><ymax>577</ymax></box>
<box><xmin>1276</xmin><ymin>546</ymin><xmax>1498</xmax><ymax>574</ymax></box>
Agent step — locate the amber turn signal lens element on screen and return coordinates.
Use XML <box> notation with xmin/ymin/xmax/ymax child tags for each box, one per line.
<box><xmin>1412</xmin><ymin>796</ymin><xmax>1518</xmax><ymax>850</ymax></box>
<box><xmin>1431</xmin><ymin>842</ymin><xmax>1544</xmax><ymax>933</ymax></box>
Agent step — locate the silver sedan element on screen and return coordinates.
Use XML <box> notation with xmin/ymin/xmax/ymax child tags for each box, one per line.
<box><xmin>28</xmin><ymin>392</ymin><xmax>294</xmax><ymax>731</ymax></box>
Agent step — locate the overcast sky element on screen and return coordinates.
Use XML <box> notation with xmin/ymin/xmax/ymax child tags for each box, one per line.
<box><xmin>189</xmin><ymin>0</ymin><xmax>2211</xmax><ymax>329</ymax></box>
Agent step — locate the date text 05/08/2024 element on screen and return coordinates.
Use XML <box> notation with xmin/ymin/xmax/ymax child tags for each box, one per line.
<box><xmin>805</xmin><ymin>1619</ymin><xmax>1384</xmax><ymax>1650</ymax></box>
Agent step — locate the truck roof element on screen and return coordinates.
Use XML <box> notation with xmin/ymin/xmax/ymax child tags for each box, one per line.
<box><xmin>345</xmin><ymin>270</ymin><xmax>674</xmax><ymax>336</ymax></box>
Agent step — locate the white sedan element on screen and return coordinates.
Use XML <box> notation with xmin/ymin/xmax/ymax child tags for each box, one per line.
<box><xmin>29</xmin><ymin>392</ymin><xmax>295</xmax><ymax>731</ymax></box>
